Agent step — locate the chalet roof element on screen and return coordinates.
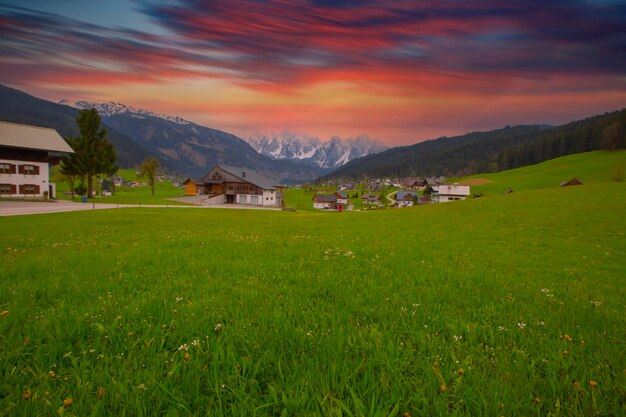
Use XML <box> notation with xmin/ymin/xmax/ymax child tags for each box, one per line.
<box><xmin>213</xmin><ymin>165</ymin><xmax>279</xmax><ymax>190</ymax></box>
<box><xmin>313</xmin><ymin>194</ymin><xmax>337</xmax><ymax>202</ymax></box>
<box><xmin>438</xmin><ymin>184</ymin><xmax>471</xmax><ymax>196</ymax></box>
<box><xmin>183</xmin><ymin>177</ymin><xmax>205</xmax><ymax>185</ymax></box>
<box><xmin>0</xmin><ymin>121</ymin><xmax>74</xmax><ymax>153</ymax></box>
<box><xmin>335</xmin><ymin>191</ymin><xmax>349</xmax><ymax>199</ymax></box>
<box><xmin>423</xmin><ymin>177</ymin><xmax>444</xmax><ymax>186</ymax></box>
<box><xmin>396</xmin><ymin>191</ymin><xmax>417</xmax><ymax>200</ymax></box>
<box><xmin>362</xmin><ymin>193</ymin><xmax>380</xmax><ymax>199</ymax></box>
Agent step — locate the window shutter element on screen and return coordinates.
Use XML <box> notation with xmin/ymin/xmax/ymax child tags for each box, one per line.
<box><xmin>19</xmin><ymin>184</ymin><xmax>24</xmax><ymax>193</ymax></box>
<box><xmin>34</xmin><ymin>166</ymin><xmax>40</xmax><ymax>175</ymax></box>
<box><xmin>18</xmin><ymin>165</ymin><xmax>24</xmax><ymax>174</ymax></box>
<box><xmin>35</xmin><ymin>185</ymin><xmax>40</xmax><ymax>194</ymax></box>
<box><xmin>10</xmin><ymin>164</ymin><xmax>16</xmax><ymax>174</ymax></box>
<box><xmin>11</xmin><ymin>184</ymin><xmax>17</xmax><ymax>194</ymax></box>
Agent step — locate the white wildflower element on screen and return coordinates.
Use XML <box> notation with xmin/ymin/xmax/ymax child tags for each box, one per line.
<box><xmin>517</xmin><ymin>322</ymin><xmax>527</xmax><ymax>330</ymax></box>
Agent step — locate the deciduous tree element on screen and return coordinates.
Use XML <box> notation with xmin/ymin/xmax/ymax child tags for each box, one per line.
<box><xmin>139</xmin><ymin>156</ymin><xmax>160</xmax><ymax>195</ymax></box>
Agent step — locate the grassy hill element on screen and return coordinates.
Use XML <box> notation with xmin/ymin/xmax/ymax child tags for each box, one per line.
<box><xmin>458</xmin><ymin>150</ymin><xmax>626</xmax><ymax>195</ymax></box>
<box><xmin>1</xmin><ymin>181</ymin><xmax>624</xmax><ymax>416</ymax></box>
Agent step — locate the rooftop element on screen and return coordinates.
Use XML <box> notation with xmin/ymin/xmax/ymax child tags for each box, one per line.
<box><xmin>0</xmin><ymin>121</ymin><xmax>74</xmax><ymax>153</ymax></box>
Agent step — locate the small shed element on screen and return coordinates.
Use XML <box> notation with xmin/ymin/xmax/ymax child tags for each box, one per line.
<box><xmin>560</xmin><ymin>178</ymin><xmax>583</xmax><ymax>187</ymax></box>
<box><xmin>183</xmin><ymin>177</ymin><xmax>206</xmax><ymax>196</ymax></box>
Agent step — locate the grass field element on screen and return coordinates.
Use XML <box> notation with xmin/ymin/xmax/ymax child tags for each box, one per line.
<box><xmin>458</xmin><ymin>150</ymin><xmax>626</xmax><ymax>195</ymax></box>
<box><xmin>1</xmin><ymin>180</ymin><xmax>624</xmax><ymax>416</ymax></box>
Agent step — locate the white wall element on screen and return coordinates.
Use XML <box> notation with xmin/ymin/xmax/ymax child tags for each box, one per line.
<box><xmin>0</xmin><ymin>159</ymin><xmax>49</xmax><ymax>198</ymax></box>
<box><xmin>262</xmin><ymin>189</ymin><xmax>277</xmax><ymax>206</ymax></box>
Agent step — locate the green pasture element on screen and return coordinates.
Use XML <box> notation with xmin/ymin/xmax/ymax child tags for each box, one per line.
<box><xmin>1</xmin><ymin>182</ymin><xmax>624</xmax><ymax>416</ymax></box>
<box><xmin>459</xmin><ymin>150</ymin><xmax>626</xmax><ymax>195</ymax></box>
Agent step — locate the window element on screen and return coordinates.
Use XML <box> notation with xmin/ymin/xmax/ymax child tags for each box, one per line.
<box><xmin>19</xmin><ymin>164</ymin><xmax>38</xmax><ymax>175</ymax></box>
<box><xmin>0</xmin><ymin>184</ymin><xmax>12</xmax><ymax>194</ymax></box>
<box><xmin>0</xmin><ymin>163</ymin><xmax>11</xmax><ymax>174</ymax></box>
<box><xmin>20</xmin><ymin>184</ymin><xmax>38</xmax><ymax>194</ymax></box>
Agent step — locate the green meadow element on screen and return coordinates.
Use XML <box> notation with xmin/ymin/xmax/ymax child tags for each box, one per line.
<box><xmin>1</xmin><ymin>177</ymin><xmax>624</xmax><ymax>416</ymax></box>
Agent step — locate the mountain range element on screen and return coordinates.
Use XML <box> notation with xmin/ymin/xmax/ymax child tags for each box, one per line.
<box><xmin>0</xmin><ymin>84</ymin><xmax>325</xmax><ymax>182</ymax></box>
<box><xmin>247</xmin><ymin>132</ymin><xmax>386</xmax><ymax>169</ymax></box>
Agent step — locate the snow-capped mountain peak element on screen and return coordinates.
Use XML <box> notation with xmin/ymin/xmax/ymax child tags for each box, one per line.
<box><xmin>247</xmin><ymin>132</ymin><xmax>386</xmax><ymax>169</ymax></box>
<box><xmin>58</xmin><ymin>99</ymin><xmax>191</xmax><ymax>125</ymax></box>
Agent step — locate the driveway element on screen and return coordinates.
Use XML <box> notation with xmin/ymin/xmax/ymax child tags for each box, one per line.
<box><xmin>0</xmin><ymin>200</ymin><xmax>281</xmax><ymax>217</ymax></box>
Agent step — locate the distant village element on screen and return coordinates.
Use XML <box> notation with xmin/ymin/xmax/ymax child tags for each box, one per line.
<box><xmin>309</xmin><ymin>177</ymin><xmax>472</xmax><ymax>211</ymax></box>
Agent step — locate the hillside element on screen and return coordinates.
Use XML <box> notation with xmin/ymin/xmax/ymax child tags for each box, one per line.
<box><xmin>322</xmin><ymin>109</ymin><xmax>626</xmax><ymax>180</ymax></box>
<box><xmin>0</xmin><ymin>84</ymin><xmax>155</xmax><ymax>169</ymax></box>
<box><xmin>457</xmin><ymin>150</ymin><xmax>626</xmax><ymax>195</ymax></box>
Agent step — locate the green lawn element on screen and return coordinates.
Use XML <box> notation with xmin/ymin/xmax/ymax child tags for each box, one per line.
<box><xmin>458</xmin><ymin>150</ymin><xmax>626</xmax><ymax>195</ymax></box>
<box><xmin>1</xmin><ymin>181</ymin><xmax>624</xmax><ymax>416</ymax></box>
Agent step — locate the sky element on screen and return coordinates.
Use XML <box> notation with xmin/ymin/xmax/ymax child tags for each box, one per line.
<box><xmin>0</xmin><ymin>0</ymin><xmax>625</xmax><ymax>145</ymax></box>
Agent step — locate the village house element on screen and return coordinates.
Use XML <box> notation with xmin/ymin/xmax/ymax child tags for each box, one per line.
<box><xmin>437</xmin><ymin>184</ymin><xmax>471</xmax><ymax>202</ymax></box>
<box><xmin>312</xmin><ymin>194</ymin><xmax>337</xmax><ymax>209</ymax></box>
<box><xmin>0</xmin><ymin>121</ymin><xmax>73</xmax><ymax>199</ymax></box>
<box><xmin>334</xmin><ymin>191</ymin><xmax>349</xmax><ymax>205</ymax></box>
<box><xmin>362</xmin><ymin>193</ymin><xmax>381</xmax><ymax>205</ymax></box>
<box><xmin>395</xmin><ymin>190</ymin><xmax>418</xmax><ymax>207</ymax></box>
<box><xmin>182</xmin><ymin>165</ymin><xmax>283</xmax><ymax>207</ymax></box>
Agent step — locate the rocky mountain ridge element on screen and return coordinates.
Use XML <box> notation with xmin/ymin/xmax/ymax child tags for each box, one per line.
<box><xmin>247</xmin><ymin>132</ymin><xmax>386</xmax><ymax>169</ymax></box>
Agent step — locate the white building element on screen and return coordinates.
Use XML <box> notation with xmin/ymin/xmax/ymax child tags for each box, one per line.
<box><xmin>437</xmin><ymin>184</ymin><xmax>471</xmax><ymax>202</ymax></box>
<box><xmin>0</xmin><ymin>121</ymin><xmax>74</xmax><ymax>199</ymax></box>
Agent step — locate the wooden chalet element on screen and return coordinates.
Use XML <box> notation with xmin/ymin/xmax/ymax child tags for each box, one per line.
<box><xmin>183</xmin><ymin>165</ymin><xmax>283</xmax><ymax>206</ymax></box>
<box><xmin>362</xmin><ymin>193</ymin><xmax>381</xmax><ymax>204</ymax></box>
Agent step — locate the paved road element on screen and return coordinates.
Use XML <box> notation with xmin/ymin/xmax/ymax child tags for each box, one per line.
<box><xmin>0</xmin><ymin>200</ymin><xmax>281</xmax><ymax>217</ymax></box>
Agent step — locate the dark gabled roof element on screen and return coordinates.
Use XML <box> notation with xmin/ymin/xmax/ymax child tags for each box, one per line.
<box><xmin>362</xmin><ymin>193</ymin><xmax>380</xmax><ymax>199</ymax></box>
<box><xmin>313</xmin><ymin>194</ymin><xmax>337</xmax><ymax>202</ymax></box>
<box><xmin>213</xmin><ymin>165</ymin><xmax>279</xmax><ymax>190</ymax></box>
<box><xmin>396</xmin><ymin>191</ymin><xmax>417</xmax><ymax>200</ymax></box>
<box><xmin>335</xmin><ymin>191</ymin><xmax>349</xmax><ymax>199</ymax></box>
<box><xmin>183</xmin><ymin>177</ymin><xmax>205</xmax><ymax>185</ymax></box>
<box><xmin>423</xmin><ymin>177</ymin><xmax>444</xmax><ymax>186</ymax></box>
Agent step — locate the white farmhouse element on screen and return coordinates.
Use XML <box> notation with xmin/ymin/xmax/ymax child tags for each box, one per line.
<box><xmin>0</xmin><ymin>121</ymin><xmax>74</xmax><ymax>199</ymax></box>
<box><xmin>437</xmin><ymin>184</ymin><xmax>471</xmax><ymax>202</ymax></box>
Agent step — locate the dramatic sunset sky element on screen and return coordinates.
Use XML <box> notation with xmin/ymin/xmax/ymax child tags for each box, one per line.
<box><xmin>1</xmin><ymin>0</ymin><xmax>625</xmax><ymax>145</ymax></box>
